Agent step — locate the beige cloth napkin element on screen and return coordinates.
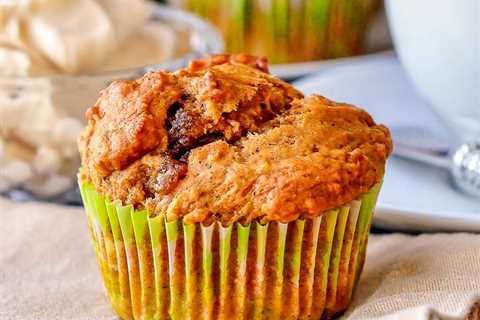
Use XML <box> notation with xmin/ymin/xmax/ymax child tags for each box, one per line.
<box><xmin>0</xmin><ymin>197</ymin><xmax>479</xmax><ymax>320</ymax></box>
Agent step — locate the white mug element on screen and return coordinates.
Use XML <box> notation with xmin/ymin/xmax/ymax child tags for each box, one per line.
<box><xmin>386</xmin><ymin>0</ymin><xmax>479</xmax><ymax>141</ymax></box>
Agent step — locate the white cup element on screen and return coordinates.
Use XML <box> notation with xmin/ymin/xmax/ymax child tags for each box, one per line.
<box><xmin>386</xmin><ymin>0</ymin><xmax>479</xmax><ymax>141</ymax></box>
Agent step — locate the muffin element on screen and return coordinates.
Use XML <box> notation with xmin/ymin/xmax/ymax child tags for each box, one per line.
<box><xmin>78</xmin><ymin>54</ymin><xmax>392</xmax><ymax>320</ymax></box>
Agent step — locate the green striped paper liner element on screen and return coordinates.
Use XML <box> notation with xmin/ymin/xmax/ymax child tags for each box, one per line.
<box><xmin>80</xmin><ymin>182</ymin><xmax>381</xmax><ymax>320</ymax></box>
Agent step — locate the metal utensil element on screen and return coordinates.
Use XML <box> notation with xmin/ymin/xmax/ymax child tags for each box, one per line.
<box><xmin>391</xmin><ymin>126</ymin><xmax>480</xmax><ymax>198</ymax></box>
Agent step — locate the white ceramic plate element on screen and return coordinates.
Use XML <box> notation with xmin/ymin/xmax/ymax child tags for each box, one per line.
<box><xmin>294</xmin><ymin>54</ymin><xmax>480</xmax><ymax>232</ymax></box>
<box><xmin>270</xmin><ymin>51</ymin><xmax>392</xmax><ymax>80</ymax></box>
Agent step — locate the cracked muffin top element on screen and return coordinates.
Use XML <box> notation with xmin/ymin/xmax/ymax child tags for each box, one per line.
<box><xmin>79</xmin><ymin>54</ymin><xmax>392</xmax><ymax>225</ymax></box>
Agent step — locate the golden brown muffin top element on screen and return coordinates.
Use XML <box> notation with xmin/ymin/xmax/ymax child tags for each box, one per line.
<box><xmin>79</xmin><ymin>54</ymin><xmax>392</xmax><ymax>225</ymax></box>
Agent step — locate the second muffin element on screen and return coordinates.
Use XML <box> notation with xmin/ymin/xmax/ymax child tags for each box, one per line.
<box><xmin>79</xmin><ymin>54</ymin><xmax>392</xmax><ymax>320</ymax></box>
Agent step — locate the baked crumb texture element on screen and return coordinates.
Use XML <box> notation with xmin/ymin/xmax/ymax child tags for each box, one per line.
<box><xmin>79</xmin><ymin>54</ymin><xmax>392</xmax><ymax>225</ymax></box>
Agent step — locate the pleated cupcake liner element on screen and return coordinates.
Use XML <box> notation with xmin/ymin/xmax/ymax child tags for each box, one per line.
<box><xmin>80</xmin><ymin>182</ymin><xmax>381</xmax><ymax>320</ymax></box>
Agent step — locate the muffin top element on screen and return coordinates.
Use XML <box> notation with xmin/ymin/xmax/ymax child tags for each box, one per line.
<box><xmin>79</xmin><ymin>54</ymin><xmax>392</xmax><ymax>225</ymax></box>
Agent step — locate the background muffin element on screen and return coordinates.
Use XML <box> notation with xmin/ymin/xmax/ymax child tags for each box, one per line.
<box><xmin>79</xmin><ymin>54</ymin><xmax>392</xmax><ymax>319</ymax></box>
<box><xmin>167</xmin><ymin>0</ymin><xmax>382</xmax><ymax>63</ymax></box>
